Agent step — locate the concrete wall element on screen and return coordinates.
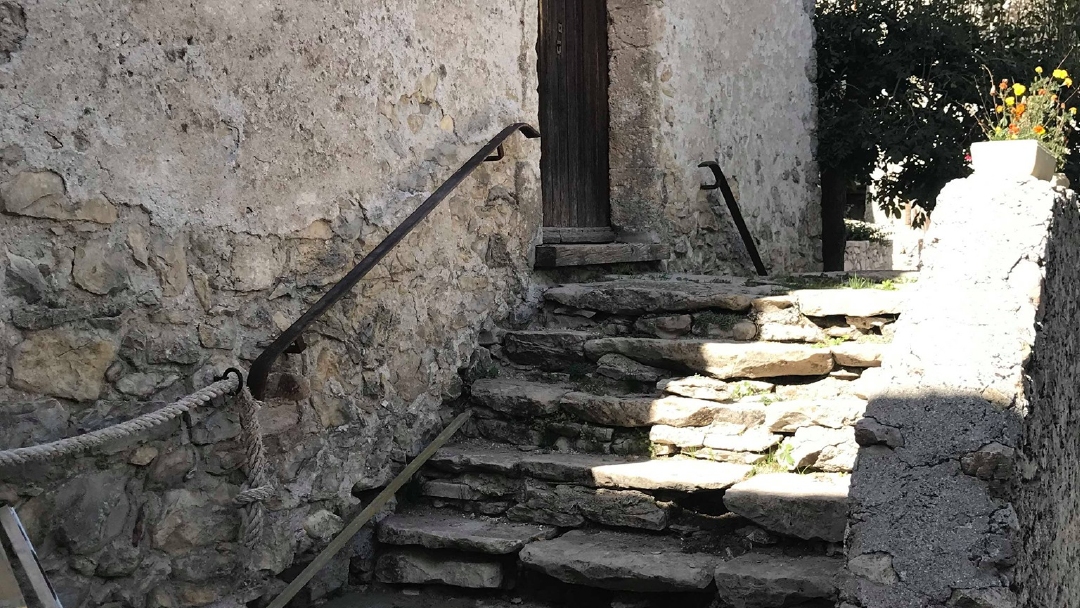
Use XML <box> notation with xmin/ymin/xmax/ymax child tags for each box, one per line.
<box><xmin>0</xmin><ymin>1</ymin><xmax>540</xmax><ymax>606</ymax></box>
<box><xmin>843</xmin><ymin>176</ymin><xmax>1077</xmax><ymax>608</ymax></box>
<box><xmin>608</xmin><ymin>0</ymin><xmax>821</xmax><ymax>274</ymax></box>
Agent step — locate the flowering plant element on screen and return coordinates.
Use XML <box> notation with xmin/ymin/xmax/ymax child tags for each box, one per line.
<box><xmin>979</xmin><ymin>65</ymin><xmax>1078</xmax><ymax>166</ymax></box>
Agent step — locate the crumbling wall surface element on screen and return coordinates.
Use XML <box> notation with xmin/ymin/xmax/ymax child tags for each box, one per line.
<box><xmin>608</xmin><ymin>0</ymin><xmax>820</xmax><ymax>274</ymax></box>
<box><xmin>843</xmin><ymin>177</ymin><xmax>1072</xmax><ymax>608</ymax></box>
<box><xmin>1014</xmin><ymin>189</ymin><xmax>1080</xmax><ymax>608</ymax></box>
<box><xmin>0</xmin><ymin>0</ymin><xmax>539</xmax><ymax>606</ymax></box>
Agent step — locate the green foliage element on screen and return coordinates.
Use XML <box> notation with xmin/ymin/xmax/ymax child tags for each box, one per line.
<box><xmin>845</xmin><ymin>219</ymin><xmax>890</xmax><ymax>243</ymax></box>
<box><xmin>750</xmin><ymin>443</ymin><xmax>796</xmax><ymax>476</ymax></box>
<box><xmin>816</xmin><ymin>0</ymin><xmax>1080</xmax><ymax>217</ymax></box>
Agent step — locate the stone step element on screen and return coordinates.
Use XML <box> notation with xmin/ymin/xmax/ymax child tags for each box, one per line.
<box><xmin>543</xmin><ymin>278</ymin><xmax>784</xmax><ymax>315</ymax></box>
<box><xmin>377</xmin><ymin>509</ymin><xmax>558</xmax><ymax>555</ymax></box>
<box><xmin>713</xmin><ymin>553</ymin><xmax>844</xmax><ymax>608</ymax></box>
<box><xmin>722</xmin><ymin>473</ymin><xmax>850</xmax><ymax>542</ymax></box>
<box><xmin>518</xmin><ymin>529</ymin><xmax>717</xmax><ymax>592</ymax></box>
<box><xmin>429</xmin><ymin>444</ymin><xmax>752</xmax><ymax>492</ymax></box>
<box><xmin>792</xmin><ymin>288</ymin><xmax>905</xmax><ymax>318</ymax></box>
<box><xmin>374</xmin><ymin>547</ymin><xmax>506</xmax><ymax>589</ymax></box>
<box><xmin>503</xmin><ymin>330</ymin><xmax>594</xmax><ymax>369</ymax></box>
<box><xmin>584</xmin><ymin>337</ymin><xmax>835</xmax><ymax>379</ymax></box>
<box><xmin>470</xmin><ymin>377</ymin><xmax>769</xmax><ymax>428</ymax></box>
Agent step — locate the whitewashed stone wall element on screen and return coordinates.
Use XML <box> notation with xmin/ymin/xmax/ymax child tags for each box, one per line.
<box><xmin>608</xmin><ymin>0</ymin><xmax>821</xmax><ymax>274</ymax></box>
<box><xmin>0</xmin><ymin>0</ymin><xmax>821</xmax><ymax>606</ymax></box>
<box><xmin>0</xmin><ymin>1</ymin><xmax>540</xmax><ymax>606</ymax></box>
<box><xmin>844</xmin><ymin>176</ymin><xmax>1077</xmax><ymax>608</ymax></box>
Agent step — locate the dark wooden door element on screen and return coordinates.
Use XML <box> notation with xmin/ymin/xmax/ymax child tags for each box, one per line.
<box><xmin>539</xmin><ymin>0</ymin><xmax>611</xmax><ymax>237</ymax></box>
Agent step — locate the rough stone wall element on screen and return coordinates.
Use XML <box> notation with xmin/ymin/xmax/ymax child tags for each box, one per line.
<box><xmin>843</xmin><ymin>177</ymin><xmax>1071</xmax><ymax>607</ymax></box>
<box><xmin>0</xmin><ymin>1</ymin><xmax>540</xmax><ymax>606</ymax></box>
<box><xmin>844</xmin><ymin>239</ymin><xmax>922</xmax><ymax>271</ymax></box>
<box><xmin>608</xmin><ymin>0</ymin><xmax>821</xmax><ymax>274</ymax></box>
<box><xmin>1015</xmin><ymin>189</ymin><xmax>1080</xmax><ymax>608</ymax></box>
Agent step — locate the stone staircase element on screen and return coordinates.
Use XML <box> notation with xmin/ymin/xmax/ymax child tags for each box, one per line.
<box><xmin>367</xmin><ymin>273</ymin><xmax>911</xmax><ymax>607</ymax></box>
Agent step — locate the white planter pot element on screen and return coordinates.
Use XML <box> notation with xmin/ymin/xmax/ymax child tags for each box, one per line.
<box><xmin>970</xmin><ymin>140</ymin><xmax>1057</xmax><ymax>181</ymax></box>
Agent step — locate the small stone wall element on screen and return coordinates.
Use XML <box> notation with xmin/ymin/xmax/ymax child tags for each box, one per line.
<box><xmin>1015</xmin><ymin>187</ymin><xmax>1080</xmax><ymax>607</ymax></box>
<box><xmin>843</xmin><ymin>177</ymin><xmax>1075</xmax><ymax>607</ymax></box>
<box><xmin>607</xmin><ymin>0</ymin><xmax>821</xmax><ymax>273</ymax></box>
<box><xmin>844</xmin><ymin>238</ymin><xmax>922</xmax><ymax>272</ymax></box>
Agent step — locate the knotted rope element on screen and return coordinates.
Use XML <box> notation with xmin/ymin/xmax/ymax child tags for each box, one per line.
<box><xmin>0</xmin><ymin>370</ymin><xmax>274</xmax><ymax>550</ymax></box>
<box><xmin>233</xmin><ymin>385</ymin><xmax>273</xmax><ymax>549</ymax></box>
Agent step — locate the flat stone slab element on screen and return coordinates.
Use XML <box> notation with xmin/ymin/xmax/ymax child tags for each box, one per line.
<box><xmin>764</xmin><ymin>398</ymin><xmax>866</xmax><ymax>433</ymax></box>
<box><xmin>585</xmin><ymin>338</ymin><xmax>835</xmax><ymax>380</ymax></box>
<box><xmin>591</xmin><ymin>458</ymin><xmax>752</xmax><ymax>492</ymax></box>
<box><xmin>560</xmin><ymin>392</ymin><xmax>766</xmax><ymax>428</ymax></box>
<box><xmin>713</xmin><ymin>553</ymin><xmax>843</xmax><ymax>608</ymax></box>
<box><xmin>470</xmin><ymin>378</ymin><xmax>572</xmax><ymax>418</ymax></box>
<box><xmin>723</xmin><ymin>473</ymin><xmax>850</xmax><ymax>542</ymax></box>
<box><xmin>831</xmin><ymin>342</ymin><xmax>885</xmax><ymax>368</ymax></box>
<box><xmin>378</xmin><ymin>511</ymin><xmax>557</xmax><ymax>554</ymax></box>
<box><xmin>544</xmin><ymin>279</ymin><xmax>782</xmax><ymax>315</ymax></box>
<box><xmin>502</xmin><ymin>331</ymin><xmax>594</xmax><ymax>368</ymax></box>
<box><xmin>430</xmin><ymin>445</ymin><xmax>750</xmax><ymax>492</ymax></box>
<box><xmin>794</xmin><ymin>289</ymin><xmax>905</xmax><ymax>318</ymax></box>
<box><xmin>519</xmin><ymin>529</ymin><xmax>718</xmax><ymax>592</ymax></box>
<box><xmin>374</xmin><ymin>547</ymin><xmax>504</xmax><ymax>588</ymax></box>
<box><xmin>596</xmin><ymin>353</ymin><xmax>667</xmax><ymax>383</ymax></box>
<box><xmin>658</xmin><ymin>376</ymin><xmax>775</xmax><ymax>402</ymax></box>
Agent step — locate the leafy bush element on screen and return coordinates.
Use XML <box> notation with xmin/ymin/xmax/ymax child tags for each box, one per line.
<box><xmin>845</xmin><ymin>219</ymin><xmax>890</xmax><ymax>242</ymax></box>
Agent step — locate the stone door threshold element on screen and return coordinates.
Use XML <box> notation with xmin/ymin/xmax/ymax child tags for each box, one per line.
<box><xmin>534</xmin><ymin>243</ymin><xmax>669</xmax><ymax>268</ymax></box>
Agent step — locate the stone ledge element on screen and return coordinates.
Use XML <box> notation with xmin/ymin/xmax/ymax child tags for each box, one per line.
<box><xmin>534</xmin><ymin>243</ymin><xmax>669</xmax><ymax>268</ymax></box>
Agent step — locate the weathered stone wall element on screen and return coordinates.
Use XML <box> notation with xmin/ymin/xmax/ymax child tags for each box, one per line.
<box><xmin>1015</xmin><ymin>188</ymin><xmax>1080</xmax><ymax>608</ymax></box>
<box><xmin>608</xmin><ymin>0</ymin><xmax>821</xmax><ymax>273</ymax></box>
<box><xmin>0</xmin><ymin>1</ymin><xmax>540</xmax><ymax>606</ymax></box>
<box><xmin>844</xmin><ymin>239</ymin><xmax>922</xmax><ymax>272</ymax></box>
<box><xmin>843</xmin><ymin>177</ymin><xmax>1075</xmax><ymax>608</ymax></box>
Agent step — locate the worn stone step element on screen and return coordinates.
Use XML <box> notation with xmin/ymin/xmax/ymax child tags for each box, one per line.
<box><xmin>470</xmin><ymin>377</ymin><xmax>768</xmax><ymax>428</ymax></box>
<box><xmin>713</xmin><ymin>553</ymin><xmax>844</xmax><ymax>608</ymax></box>
<box><xmin>503</xmin><ymin>330</ymin><xmax>594</xmax><ymax>369</ymax></box>
<box><xmin>374</xmin><ymin>547</ymin><xmax>505</xmax><ymax>588</ymax></box>
<box><xmin>585</xmin><ymin>337</ymin><xmax>835</xmax><ymax>379</ymax></box>
<box><xmin>722</xmin><ymin>473</ymin><xmax>850</xmax><ymax>542</ymax></box>
<box><xmin>543</xmin><ymin>279</ymin><xmax>784</xmax><ymax>315</ymax></box>
<box><xmin>470</xmin><ymin>378</ymin><xmax>573</xmax><ymax>417</ymax></box>
<box><xmin>378</xmin><ymin>509</ymin><xmax>558</xmax><ymax>554</ymax></box>
<box><xmin>429</xmin><ymin>444</ymin><xmax>752</xmax><ymax>492</ymax></box>
<box><xmin>519</xmin><ymin>529</ymin><xmax>717</xmax><ymax>592</ymax></box>
<box><xmin>830</xmin><ymin>342</ymin><xmax>885</xmax><ymax>368</ymax></box>
<box><xmin>793</xmin><ymin>289</ymin><xmax>905</xmax><ymax>317</ymax></box>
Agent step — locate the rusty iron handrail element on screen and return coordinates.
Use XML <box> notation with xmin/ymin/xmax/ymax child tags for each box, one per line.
<box><xmin>699</xmin><ymin>161</ymin><xmax>768</xmax><ymax>276</ymax></box>
<box><xmin>248</xmin><ymin>123</ymin><xmax>540</xmax><ymax>399</ymax></box>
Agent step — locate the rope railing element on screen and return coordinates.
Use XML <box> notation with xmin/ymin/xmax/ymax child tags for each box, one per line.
<box><xmin>0</xmin><ymin>369</ymin><xmax>272</xmax><ymax>549</ymax></box>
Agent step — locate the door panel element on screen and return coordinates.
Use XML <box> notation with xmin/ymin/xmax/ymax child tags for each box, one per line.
<box><xmin>539</xmin><ymin>0</ymin><xmax>611</xmax><ymax>230</ymax></box>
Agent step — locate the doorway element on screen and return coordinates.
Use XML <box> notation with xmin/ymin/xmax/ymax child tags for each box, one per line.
<box><xmin>538</xmin><ymin>0</ymin><xmax>612</xmax><ymax>243</ymax></box>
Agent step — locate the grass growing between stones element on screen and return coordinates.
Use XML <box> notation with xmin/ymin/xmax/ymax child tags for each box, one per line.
<box><xmin>812</xmin><ymin>336</ymin><xmax>850</xmax><ymax>348</ymax></box>
<box><xmin>749</xmin><ymin>443</ymin><xmax>795</xmax><ymax>476</ymax></box>
<box><xmin>729</xmin><ymin>380</ymin><xmax>774</xmax><ymax>400</ymax></box>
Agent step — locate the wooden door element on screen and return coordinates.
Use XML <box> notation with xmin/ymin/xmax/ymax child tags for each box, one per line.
<box><xmin>539</xmin><ymin>0</ymin><xmax>612</xmax><ymax>241</ymax></box>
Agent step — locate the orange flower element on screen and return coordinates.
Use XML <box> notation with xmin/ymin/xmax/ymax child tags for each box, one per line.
<box><xmin>1000</xmin><ymin>79</ymin><xmax>1009</xmax><ymax>90</ymax></box>
<box><xmin>1039</xmin><ymin>88</ymin><xmax>1049</xmax><ymax>95</ymax></box>
<box><xmin>1034</xmin><ymin>125</ymin><xmax>1047</xmax><ymax>135</ymax></box>
<box><xmin>1009</xmin><ymin>124</ymin><xmax>1021</xmax><ymax>135</ymax></box>
<box><xmin>1013</xmin><ymin>103</ymin><xmax>1027</xmax><ymax>117</ymax></box>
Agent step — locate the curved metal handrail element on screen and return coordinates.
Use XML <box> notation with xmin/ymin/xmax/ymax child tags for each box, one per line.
<box><xmin>699</xmin><ymin>161</ymin><xmax>768</xmax><ymax>277</ymax></box>
<box><xmin>249</xmin><ymin>122</ymin><xmax>541</xmax><ymax>399</ymax></box>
